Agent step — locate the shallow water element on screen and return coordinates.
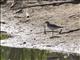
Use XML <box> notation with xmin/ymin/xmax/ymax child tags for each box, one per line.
<box><xmin>0</xmin><ymin>46</ymin><xmax>80</xmax><ymax>60</ymax></box>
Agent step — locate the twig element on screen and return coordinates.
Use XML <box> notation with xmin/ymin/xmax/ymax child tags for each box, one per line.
<box><xmin>21</xmin><ymin>1</ymin><xmax>73</xmax><ymax>9</ymax></box>
<box><xmin>60</xmin><ymin>28</ymin><xmax>80</xmax><ymax>34</ymax></box>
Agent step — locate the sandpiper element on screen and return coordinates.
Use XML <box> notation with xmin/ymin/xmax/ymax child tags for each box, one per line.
<box><xmin>45</xmin><ymin>21</ymin><xmax>63</xmax><ymax>36</ymax></box>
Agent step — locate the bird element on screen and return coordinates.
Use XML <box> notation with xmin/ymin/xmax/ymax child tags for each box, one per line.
<box><xmin>45</xmin><ymin>21</ymin><xmax>63</xmax><ymax>37</ymax></box>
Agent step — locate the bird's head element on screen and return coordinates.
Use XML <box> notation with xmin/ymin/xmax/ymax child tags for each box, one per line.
<box><xmin>45</xmin><ymin>21</ymin><xmax>49</xmax><ymax>24</ymax></box>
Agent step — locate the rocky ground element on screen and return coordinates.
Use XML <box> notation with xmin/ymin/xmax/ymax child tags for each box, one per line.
<box><xmin>0</xmin><ymin>2</ymin><xmax>80</xmax><ymax>55</ymax></box>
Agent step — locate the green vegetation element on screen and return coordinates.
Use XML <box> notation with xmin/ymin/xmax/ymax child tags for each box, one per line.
<box><xmin>0</xmin><ymin>33</ymin><xmax>10</xmax><ymax>40</ymax></box>
<box><xmin>0</xmin><ymin>46</ymin><xmax>80</xmax><ymax>60</ymax></box>
<box><xmin>0</xmin><ymin>47</ymin><xmax>48</xmax><ymax>60</ymax></box>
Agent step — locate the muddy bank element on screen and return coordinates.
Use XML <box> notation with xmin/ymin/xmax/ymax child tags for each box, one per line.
<box><xmin>0</xmin><ymin>3</ymin><xmax>80</xmax><ymax>54</ymax></box>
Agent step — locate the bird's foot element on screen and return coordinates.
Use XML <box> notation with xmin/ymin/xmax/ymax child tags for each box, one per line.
<box><xmin>59</xmin><ymin>29</ymin><xmax>63</xmax><ymax>34</ymax></box>
<box><xmin>44</xmin><ymin>31</ymin><xmax>47</xmax><ymax>34</ymax></box>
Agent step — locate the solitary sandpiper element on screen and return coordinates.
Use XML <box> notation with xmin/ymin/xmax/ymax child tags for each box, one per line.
<box><xmin>45</xmin><ymin>21</ymin><xmax>63</xmax><ymax>37</ymax></box>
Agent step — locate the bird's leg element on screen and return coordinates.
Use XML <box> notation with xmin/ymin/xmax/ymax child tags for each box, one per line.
<box><xmin>59</xmin><ymin>29</ymin><xmax>62</xmax><ymax>34</ymax></box>
<box><xmin>52</xmin><ymin>30</ymin><xmax>54</xmax><ymax>37</ymax></box>
<box><xmin>44</xmin><ymin>24</ymin><xmax>46</xmax><ymax>34</ymax></box>
<box><xmin>50</xmin><ymin>30</ymin><xmax>54</xmax><ymax>38</ymax></box>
